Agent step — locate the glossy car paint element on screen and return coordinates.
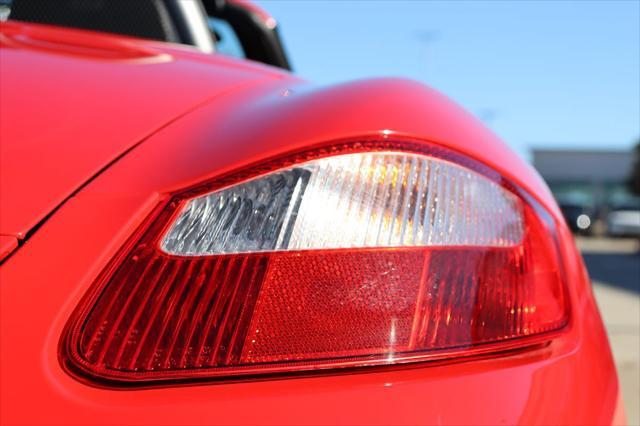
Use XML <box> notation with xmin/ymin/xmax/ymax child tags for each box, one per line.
<box><xmin>0</xmin><ymin>21</ymin><xmax>289</xmax><ymax>238</ymax></box>
<box><xmin>0</xmin><ymin>235</ymin><xmax>18</xmax><ymax>261</ymax></box>
<box><xmin>0</xmin><ymin>21</ymin><xmax>623</xmax><ymax>425</ymax></box>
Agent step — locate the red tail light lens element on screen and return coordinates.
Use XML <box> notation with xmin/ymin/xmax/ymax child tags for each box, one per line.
<box><xmin>61</xmin><ymin>140</ymin><xmax>569</xmax><ymax>384</ymax></box>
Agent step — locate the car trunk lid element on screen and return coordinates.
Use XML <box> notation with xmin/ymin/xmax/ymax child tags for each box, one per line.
<box><xmin>0</xmin><ymin>21</ymin><xmax>280</xmax><ymax>239</ymax></box>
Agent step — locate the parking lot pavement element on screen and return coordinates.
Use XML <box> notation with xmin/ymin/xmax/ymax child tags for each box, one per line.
<box><xmin>576</xmin><ymin>237</ymin><xmax>640</xmax><ymax>425</ymax></box>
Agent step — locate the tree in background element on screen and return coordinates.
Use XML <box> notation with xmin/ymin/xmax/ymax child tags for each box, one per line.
<box><xmin>630</xmin><ymin>140</ymin><xmax>640</xmax><ymax>195</ymax></box>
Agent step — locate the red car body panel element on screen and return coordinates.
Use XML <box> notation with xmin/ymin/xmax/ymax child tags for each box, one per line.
<box><xmin>0</xmin><ymin>235</ymin><xmax>18</xmax><ymax>261</ymax></box>
<box><xmin>0</xmin><ymin>21</ymin><xmax>622</xmax><ymax>425</ymax></box>
<box><xmin>0</xmin><ymin>21</ymin><xmax>286</xmax><ymax>238</ymax></box>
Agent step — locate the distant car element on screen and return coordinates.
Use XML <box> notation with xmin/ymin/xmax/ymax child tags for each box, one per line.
<box><xmin>608</xmin><ymin>198</ymin><xmax>640</xmax><ymax>237</ymax></box>
<box><xmin>558</xmin><ymin>201</ymin><xmax>595</xmax><ymax>234</ymax></box>
<box><xmin>0</xmin><ymin>0</ymin><xmax>624</xmax><ymax>425</ymax></box>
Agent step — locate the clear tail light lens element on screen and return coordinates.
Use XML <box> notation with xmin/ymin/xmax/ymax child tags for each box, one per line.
<box><xmin>61</xmin><ymin>141</ymin><xmax>569</xmax><ymax>385</ymax></box>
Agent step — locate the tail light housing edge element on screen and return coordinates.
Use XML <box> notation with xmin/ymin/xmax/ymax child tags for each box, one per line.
<box><xmin>60</xmin><ymin>137</ymin><xmax>571</xmax><ymax>386</ymax></box>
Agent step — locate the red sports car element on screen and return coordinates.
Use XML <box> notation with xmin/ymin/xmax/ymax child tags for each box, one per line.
<box><xmin>0</xmin><ymin>0</ymin><xmax>625</xmax><ymax>424</ymax></box>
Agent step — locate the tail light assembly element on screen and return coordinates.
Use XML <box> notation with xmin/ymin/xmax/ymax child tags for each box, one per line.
<box><xmin>61</xmin><ymin>139</ymin><xmax>570</xmax><ymax>385</ymax></box>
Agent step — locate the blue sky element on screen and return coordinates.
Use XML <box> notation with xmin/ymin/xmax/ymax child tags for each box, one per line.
<box><xmin>260</xmin><ymin>0</ymin><xmax>640</xmax><ymax>160</ymax></box>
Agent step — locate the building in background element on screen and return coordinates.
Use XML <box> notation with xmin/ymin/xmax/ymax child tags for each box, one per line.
<box><xmin>532</xmin><ymin>148</ymin><xmax>637</xmax><ymax>234</ymax></box>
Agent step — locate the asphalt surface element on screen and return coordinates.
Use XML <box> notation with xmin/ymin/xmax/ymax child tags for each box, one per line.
<box><xmin>577</xmin><ymin>237</ymin><xmax>640</xmax><ymax>425</ymax></box>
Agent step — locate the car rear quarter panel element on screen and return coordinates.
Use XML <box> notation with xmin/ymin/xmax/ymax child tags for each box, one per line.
<box><xmin>0</xmin><ymin>74</ymin><xmax>620</xmax><ymax>424</ymax></box>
